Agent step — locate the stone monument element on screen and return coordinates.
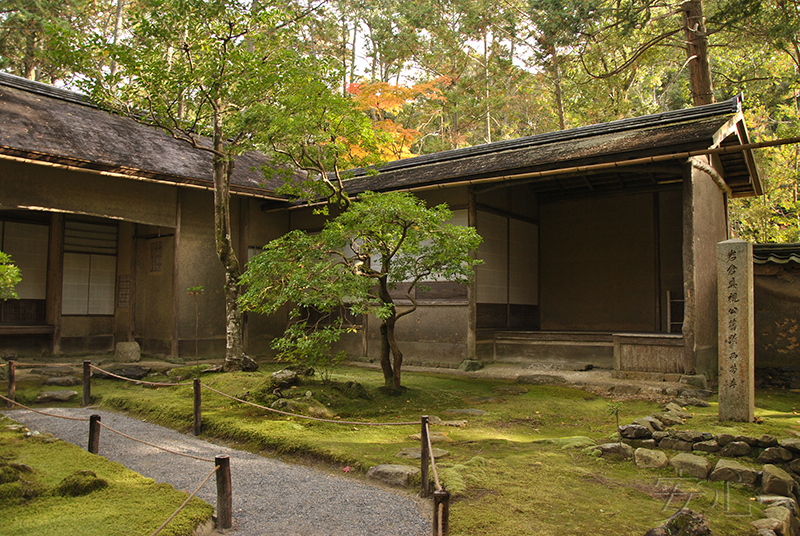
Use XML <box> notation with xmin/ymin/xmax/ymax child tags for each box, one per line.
<box><xmin>717</xmin><ymin>239</ymin><xmax>754</xmax><ymax>422</ymax></box>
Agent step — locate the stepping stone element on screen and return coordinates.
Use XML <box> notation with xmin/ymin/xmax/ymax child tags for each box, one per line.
<box><xmin>43</xmin><ymin>376</ymin><xmax>81</xmax><ymax>387</ymax></box>
<box><xmin>493</xmin><ymin>385</ymin><xmax>528</xmax><ymax>395</ymax></box>
<box><xmin>408</xmin><ymin>432</ymin><xmax>452</xmax><ymax>443</ymax></box>
<box><xmin>462</xmin><ymin>396</ymin><xmax>500</xmax><ymax>405</ymax></box>
<box><xmin>366</xmin><ymin>464</ymin><xmax>420</xmax><ymax>488</ymax></box>
<box><xmin>396</xmin><ymin>447</ymin><xmax>449</xmax><ymax>459</ymax></box>
<box><xmin>35</xmin><ymin>390</ymin><xmax>78</xmax><ymax>403</ymax></box>
<box><xmin>442</xmin><ymin>408</ymin><xmax>487</xmax><ymax>416</ymax></box>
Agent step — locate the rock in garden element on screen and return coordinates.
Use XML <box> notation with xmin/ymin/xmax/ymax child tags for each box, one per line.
<box><xmin>758</xmin><ymin>495</ymin><xmax>799</xmax><ymax>516</ymax></box>
<box><xmin>751</xmin><ymin>518</ymin><xmax>782</xmax><ymax>535</ymax></box>
<box><xmin>652</xmin><ymin>412</ymin><xmax>685</xmax><ymax>426</ymax></box>
<box><xmin>35</xmin><ymin>390</ymin><xmax>78</xmax><ymax>403</ymax></box>
<box><xmin>780</xmin><ymin>437</ymin><xmax>800</xmax><ymax>453</ymax></box>
<box><xmin>366</xmin><ymin>464</ymin><xmax>420</xmax><ymax>488</ymax></box>
<box><xmin>670</xmin><ymin>453</ymin><xmax>710</xmax><ymax>480</ymax></box>
<box><xmin>343</xmin><ymin>381</ymin><xmax>369</xmax><ymax>399</ymax></box>
<box><xmin>114</xmin><ymin>341</ymin><xmax>141</xmax><ymax>363</ymax></box>
<box><xmin>515</xmin><ymin>374</ymin><xmax>567</xmax><ymax>385</ymax></box>
<box><xmin>635</xmin><ymin>448</ymin><xmax>668</xmax><ymax>469</ymax></box>
<box><xmin>652</xmin><ymin>431</ymin><xmax>670</xmax><ymax>443</ymax></box>
<box><xmin>624</xmin><ymin>439</ymin><xmax>656</xmax><ymax>449</ymax></box>
<box><xmin>43</xmin><ymin>376</ymin><xmax>81</xmax><ymax>386</ymax></box>
<box><xmin>692</xmin><ymin>440</ymin><xmax>720</xmax><ymax>453</ymax></box>
<box><xmin>92</xmin><ymin>365</ymin><xmax>150</xmax><ymax>380</ymax></box>
<box><xmin>672</xmin><ymin>430</ymin><xmax>704</xmax><ymax>443</ymax></box>
<box><xmin>715</xmin><ymin>433</ymin><xmax>735</xmax><ymax>447</ymax></box>
<box><xmin>672</xmin><ymin>397</ymin><xmax>710</xmax><ymax>408</ymax></box>
<box><xmin>679</xmin><ymin>389</ymin><xmax>713</xmax><ymax>400</ymax></box>
<box><xmin>619</xmin><ymin>424</ymin><xmax>652</xmax><ymax>440</ymax></box>
<box><xmin>758</xmin><ymin>447</ymin><xmax>794</xmax><ymax>464</ymax></box>
<box><xmin>733</xmin><ymin>435</ymin><xmax>758</xmax><ymax>446</ymax></box>
<box><xmin>645</xmin><ymin>509</ymin><xmax>711</xmax><ymax>536</ymax></box>
<box><xmin>659</xmin><ymin>438</ymin><xmax>693</xmax><ymax>452</ymax></box>
<box><xmin>427</xmin><ymin>416</ymin><xmax>468</xmax><ymax>427</ymax></box>
<box><xmin>758</xmin><ymin>435</ymin><xmax>779</xmax><ymax>448</ymax></box>
<box><xmin>719</xmin><ymin>441</ymin><xmax>751</xmax><ymax>457</ymax></box>
<box><xmin>589</xmin><ymin>442</ymin><xmax>634</xmax><ymax>459</ymax></box>
<box><xmin>396</xmin><ymin>447</ymin><xmax>449</xmax><ymax>459</ymax></box>
<box><xmin>764</xmin><ymin>506</ymin><xmax>797</xmax><ymax>536</ymax></box>
<box><xmin>762</xmin><ymin>464</ymin><xmax>797</xmax><ymax>497</ymax></box>
<box><xmin>271</xmin><ymin>369</ymin><xmax>298</xmax><ymax>388</ymax></box>
<box><xmin>458</xmin><ymin>359</ymin><xmax>484</xmax><ymax>371</ymax></box>
<box><xmin>29</xmin><ymin>365</ymin><xmax>75</xmax><ymax>377</ymax></box>
<box><xmin>708</xmin><ymin>459</ymin><xmax>759</xmax><ymax>485</ymax></box>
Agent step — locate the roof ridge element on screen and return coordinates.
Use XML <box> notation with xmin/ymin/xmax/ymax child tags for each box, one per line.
<box><xmin>0</xmin><ymin>71</ymin><xmax>93</xmax><ymax>108</ymax></box>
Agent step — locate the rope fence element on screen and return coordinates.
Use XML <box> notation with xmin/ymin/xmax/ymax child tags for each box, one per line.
<box><xmin>150</xmin><ymin>464</ymin><xmax>219</xmax><ymax>536</ymax></box>
<box><xmin>4</xmin><ymin>359</ymin><xmax>450</xmax><ymax>535</ymax></box>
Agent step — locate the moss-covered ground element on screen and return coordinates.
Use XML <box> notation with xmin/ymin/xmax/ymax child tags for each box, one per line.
<box><xmin>11</xmin><ymin>360</ymin><xmax>800</xmax><ymax>535</ymax></box>
<box><xmin>0</xmin><ymin>415</ymin><xmax>213</xmax><ymax>536</ymax></box>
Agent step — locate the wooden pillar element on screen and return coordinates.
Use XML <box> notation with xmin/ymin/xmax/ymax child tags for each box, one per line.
<box><xmin>171</xmin><ymin>191</ymin><xmax>181</xmax><ymax>358</ymax></box>
<box><xmin>215</xmin><ymin>455</ymin><xmax>232</xmax><ymax>529</ymax></box>
<box><xmin>88</xmin><ymin>414</ymin><xmax>101</xmax><ymax>454</ymax></box>
<box><xmin>467</xmin><ymin>187</ymin><xmax>478</xmax><ymax>360</ymax></box>
<box><xmin>82</xmin><ymin>360</ymin><xmax>91</xmax><ymax>407</ymax></box>
<box><xmin>193</xmin><ymin>378</ymin><xmax>202</xmax><ymax>436</ymax></box>
<box><xmin>46</xmin><ymin>213</ymin><xmax>64</xmax><ymax>354</ymax></box>
<box><xmin>6</xmin><ymin>360</ymin><xmax>15</xmax><ymax>408</ymax></box>
<box><xmin>239</xmin><ymin>197</ymin><xmax>249</xmax><ymax>350</ymax></box>
<box><xmin>420</xmin><ymin>415</ymin><xmax>431</xmax><ymax>497</ymax></box>
<box><xmin>681</xmin><ymin>161</ymin><xmax>697</xmax><ymax>374</ymax></box>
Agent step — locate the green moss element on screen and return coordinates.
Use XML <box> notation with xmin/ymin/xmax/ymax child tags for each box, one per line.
<box><xmin>53</xmin><ymin>470</ymin><xmax>108</xmax><ymax>497</ymax></box>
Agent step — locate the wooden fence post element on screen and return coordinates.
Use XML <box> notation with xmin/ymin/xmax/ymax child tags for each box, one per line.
<box><xmin>193</xmin><ymin>378</ymin><xmax>201</xmax><ymax>436</ymax></box>
<box><xmin>88</xmin><ymin>414</ymin><xmax>101</xmax><ymax>454</ymax></box>
<box><xmin>6</xmin><ymin>360</ymin><xmax>15</xmax><ymax>408</ymax></box>
<box><xmin>215</xmin><ymin>455</ymin><xmax>232</xmax><ymax>529</ymax></box>
<box><xmin>421</xmin><ymin>415</ymin><xmax>431</xmax><ymax>498</ymax></box>
<box><xmin>82</xmin><ymin>360</ymin><xmax>91</xmax><ymax>407</ymax></box>
<box><xmin>432</xmin><ymin>489</ymin><xmax>450</xmax><ymax>536</ymax></box>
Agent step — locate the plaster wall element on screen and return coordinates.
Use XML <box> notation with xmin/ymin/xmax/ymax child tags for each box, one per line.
<box><xmin>0</xmin><ymin>159</ymin><xmax>177</xmax><ymax>227</ymax></box>
<box><xmin>135</xmin><ymin>232</ymin><xmax>175</xmax><ymax>355</ymax></box>
<box><xmin>689</xmin><ymin>161</ymin><xmax>728</xmax><ymax>377</ymax></box>
<box><xmin>754</xmin><ymin>263</ymin><xmax>800</xmax><ymax>368</ymax></box>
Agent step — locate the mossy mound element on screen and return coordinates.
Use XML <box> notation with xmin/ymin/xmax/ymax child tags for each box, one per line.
<box><xmin>0</xmin><ymin>479</ymin><xmax>46</xmax><ymax>504</ymax></box>
<box><xmin>167</xmin><ymin>364</ymin><xmax>210</xmax><ymax>382</ymax></box>
<box><xmin>54</xmin><ymin>470</ymin><xmax>109</xmax><ymax>497</ymax></box>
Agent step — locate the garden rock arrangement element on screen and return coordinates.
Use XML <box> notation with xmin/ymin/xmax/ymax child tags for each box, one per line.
<box><xmin>611</xmin><ymin>396</ymin><xmax>800</xmax><ymax>536</ymax></box>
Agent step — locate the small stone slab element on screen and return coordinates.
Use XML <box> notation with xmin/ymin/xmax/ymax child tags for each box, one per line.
<box><xmin>441</xmin><ymin>408</ymin><xmax>487</xmax><ymax>416</ymax></box>
<box><xmin>708</xmin><ymin>459</ymin><xmax>758</xmax><ymax>485</ymax></box>
<box><xmin>271</xmin><ymin>369</ymin><xmax>298</xmax><ymax>388</ymax></box>
<box><xmin>692</xmin><ymin>440</ymin><xmax>720</xmax><ymax>453</ymax></box>
<box><xmin>758</xmin><ymin>435</ymin><xmax>779</xmax><ymax>448</ymax></box>
<box><xmin>515</xmin><ymin>374</ymin><xmax>567</xmax><ymax>385</ymax></box>
<box><xmin>366</xmin><ymin>464</ymin><xmax>420</xmax><ymax>488</ymax></box>
<box><xmin>779</xmin><ymin>437</ymin><xmax>800</xmax><ymax>453</ymax></box>
<box><xmin>589</xmin><ymin>442</ymin><xmax>634</xmax><ymax>459</ymax></box>
<box><xmin>43</xmin><ymin>376</ymin><xmax>81</xmax><ymax>387</ymax></box>
<box><xmin>659</xmin><ymin>438</ymin><xmax>693</xmax><ymax>452</ymax></box>
<box><xmin>408</xmin><ymin>432</ymin><xmax>452</xmax><ymax>443</ymax></box>
<box><xmin>652</xmin><ymin>412</ymin><xmax>685</xmax><ymax>427</ymax></box>
<box><xmin>716</xmin><ymin>433</ymin><xmax>735</xmax><ymax>447</ymax></box>
<box><xmin>670</xmin><ymin>453</ymin><xmax>710</xmax><ymax>480</ymax></box>
<box><xmin>758</xmin><ymin>495</ymin><xmax>800</xmax><ymax>516</ymax></box>
<box><xmin>29</xmin><ymin>365</ymin><xmax>75</xmax><ymax>377</ymax></box>
<box><xmin>619</xmin><ymin>424</ymin><xmax>652</xmax><ymax>439</ymax></box>
<box><xmin>35</xmin><ymin>390</ymin><xmax>78</xmax><ymax>403</ymax></box>
<box><xmin>92</xmin><ymin>365</ymin><xmax>151</xmax><ymax>380</ymax></box>
<box><xmin>492</xmin><ymin>385</ymin><xmax>528</xmax><ymax>395</ymax></box>
<box><xmin>762</xmin><ymin>465</ymin><xmax>796</xmax><ymax>497</ymax></box>
<box><xmin>396</xmin><ymin>447</ymin><xmax>449</xmax><ymax>459</ymax></box>
<box><xmin>458</xmin><ymin>359</ymin><xmax>484</xmax><ymax>372</ymax></box>
<box><xmin>635</xmin><ymin>448</ymin><xmax>668</xmax><ymax>469</ymax></box>
<box><xmin>672</xmin><ymin>430</ymin><xmax>704</xmax><ymax>443</ymax></box>
<box><xmin>462</xmin><ymin>396</ymin><xmax>501</xmax><ymax>405</ymax></box>
<box><xmin>624</xmin><ymin>439</ymin><xmax>657</xmax><ymax>449</ymax></box>
<box><xmin>751</xmin><ymin>518</ymin><xmax>783</xmax><ymax>534</ymax></box>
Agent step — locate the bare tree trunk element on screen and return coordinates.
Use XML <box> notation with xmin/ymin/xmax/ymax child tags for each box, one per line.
<box><xmin>377</xmin><ymin>275</ymin><xmax>403</xmax><ymax>389</ymax></box>
<box><xmin>109</xmin><ymin>0</ymin><xmax>125</xmax><ymax>77</ymax></box>
<box><xmin>680</xmin><ymin>0</ymin><xmax>714</xmax><ymax>106</ymax></box>
<box><xmin>212</xmin><ymin>107</ymin><xmax>257</xmax><ymax>372</ymax></box>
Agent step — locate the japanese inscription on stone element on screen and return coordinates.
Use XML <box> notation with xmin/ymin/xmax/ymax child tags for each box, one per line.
<box><xmin>717</xmin><ymin>239</ymin><xmax>754</xmax><ymax>422</ymax></box>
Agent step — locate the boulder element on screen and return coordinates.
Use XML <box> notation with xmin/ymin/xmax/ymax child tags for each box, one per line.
<box><xmin>716</xmin><ymin>433</ymin><xmax>735</xmax><ymax>447</ymax></box>
<box><xmin>759</xmin><ymin>435</ymin><xmax>780</xmax><ymax>448</ymax></box>
<box><xmin>708</xmin><ymin>459</ymin><xmax>759</xmax><ymax>485</ymax></box>
<box><xmin>733</xmin><ymin>435</ymin><xmax>759</xmax><ymax>446</ymax></box>
<box><xmin>672</xmin><ymin>430</ymin><xmax>705</xmax><ymax>443</ymax></box>
<box><xmin>670</xmin><ymin>453</ymin><xmax>710</xmax><ymax>480</ymax></box>
<box><xmin>659</xmin><ymin>438</ymin><xmax>693</xmax><ymax>452</ymax></box>
<box><xmin>758</xmin><ymin>447</ymin><xmax>795</xmax><ymax>464</ymax></box>
<box><xmin>637</xmin><ymin>416</ymin><xmax>664</xmax><ymax>431</ymax></box>
<box><xmin>396</xmin><ymin>447</ymin><xmax>449</xmax><ymax>459</ymax></box>
<box><xmin>692</xmin><ymin>440</ymin><xmax>721</xmax><ymax>453</ymax></box>
<box><xmin>788</xmin><ymin>459</ymin><xmax>800</xmax><ymax>474</ymax></box>
<box><xmin>35</xmin><ymin>390</ymin><xmax>78</xmax><ymax>403</ymax></box>
<box><xmin>719</xmin><ymin>441</ymin><xmax>751</xmax><ymax>457</ymax></box>
<box><xmin>780</xmin><ymin>438</ymin><xmax>800</xmax><ymax>453</ymax></box>
<box><xmin>758</xmin><ymin>495</ymin><xmax>800</xmax><ymax>516</ymax></box>
<box><xmin>271</xmin><ymin>369</ymin><xmax>298</xmax><ymax>388</ymax></box>
<box><xmin>652</xmin><ymin>431</ymin><xmax>670</xmax><ymax>443</ymax></box>
<box><xmin>114</xmin><ymin>341</ymin><xmax>141</xmax><ymax>363</ymax></box>
<box><xmin>635</xmin><ymin>448</ymin><xmax>669</xmax><ymax>469</ymax></box>
<box><xmin>764</xmin><ymin>505</ymin><xmax>797</xmax><ymax>536</ymax></box>
<box><xmin>751</xmin><ymin>518</ymin><xmax>783</xmax><ymax>535</ymax></box>
<box><xmin>763</xmin><ymin>464</ymin><xmax>797</xmax><ymax>497</ymax></box>
<box><xmin>653</xmin><ymin>412</ymin><xmax>685</xmax><ymax>426</ymax></box>
<box><xmin>366</xmin><ymin>464</ymin><xmax>420</xmax><ymax>488</ymax></box>
<box><xmin>43</xmin><ymin>376</ymin><xmax>81</xmax><ymax>387</ymax></box>
<box><xmin>619</xmin><ymin>424</ymin><xmax>652</xmax><ymax>440</ymax></box>
<box><xmin>458</xmin><ymin>359</ymin><xmax>484</xmax><ymax>372</ymax></box>
<box><xmin>679</xmin><ymin>374</ymin><xmax>708</xmax><ymax>389</ymax></box>
<box><xmin>645</xmin><ymin>509</ymin><xmax>711</xmax><ymax>536</ymax></box>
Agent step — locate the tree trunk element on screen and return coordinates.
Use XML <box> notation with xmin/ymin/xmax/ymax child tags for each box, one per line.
<box><xmin>377</xmin><ymin>274</ymin><xmax>403</xmax><ymax>389</ymax></box>
<box><xmin>680</xmin><ymin>0</ymin><xmax>714</xmax><ymax>106</ymax></box>
<box><xmin>212</xmin><ymin>107</ymin><xmax>257</xmax><ymax>372</ymax></box>
<box><xmin>386</xmin><ymin>317</ymin><xmax>403</xmax><ymax>390</ymax></box>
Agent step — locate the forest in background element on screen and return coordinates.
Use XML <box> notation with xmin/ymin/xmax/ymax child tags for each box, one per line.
<box><xmin>1</xmin><ymin>0</ymin><xmax>799</xmax><ymax>243</ymax></box>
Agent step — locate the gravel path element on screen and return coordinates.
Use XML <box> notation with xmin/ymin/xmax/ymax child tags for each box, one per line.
<box><xmin>4</xmin><ymin>408</ymin><xmax>429</xmax><ymax>536</ymax></box>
